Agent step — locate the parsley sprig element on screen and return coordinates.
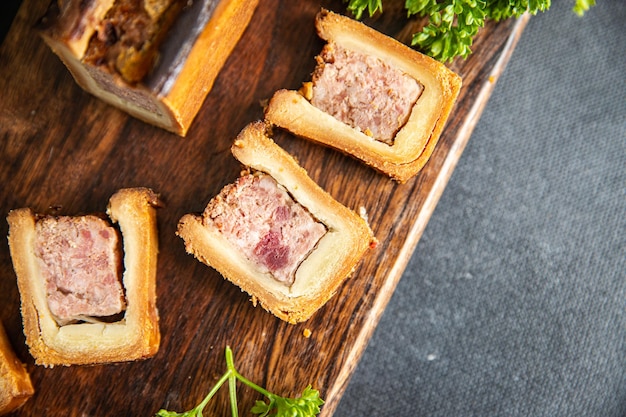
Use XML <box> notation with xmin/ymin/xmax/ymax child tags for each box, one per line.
<box><xmin>572</xmin><ymin>0</ymin><xmax>596</xmax><ymax>16</ymax></box>
<box><xmin>156</xmin><ymin>346</ymin><xmax>324</xmax><ymax>417</ymax></box>
<box><xmin>344</xmin><ymin>0</ymin><xmax>595</xmax><ymax>62</ymax></box>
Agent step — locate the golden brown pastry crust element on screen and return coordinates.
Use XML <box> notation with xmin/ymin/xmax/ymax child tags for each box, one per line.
<box><xmin>0</xmin><ymin>322</ymin><xmax>34</xmax><ymax>415</ymax></box>
<box><xmin>39</xmin><ymin>0</ymin><xmax>260</xmax><ymax>136</ymax></box>
<box><xmin>265</xmin><ymin>9</ymin><xmax>462</xmax><ymax>183</ymax></box>
<box><xmin>6</xmin><ymin>188</ymin><xmax>160</xmax><ymax>367</ymax></box>
<box><xmin>177</xmin><ymin>122</ymin><xmax>376</xmax><ymax>323</ymax></box>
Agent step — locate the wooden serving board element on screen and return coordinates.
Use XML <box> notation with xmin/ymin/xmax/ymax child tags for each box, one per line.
<box><xmin>0</xmin><ymin>1</ymin><xmax>529</xmax><ymax>415</ymax></box>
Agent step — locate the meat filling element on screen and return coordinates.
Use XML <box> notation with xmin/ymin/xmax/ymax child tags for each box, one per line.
<box><xmin>34</xmin><ymin>215</ymin><xmax>125</xmax><ymax>325</ymax></box>
<box><xmin>203</xmin><ymin>173</ymin><xmax>327</xmax><ymax>285</ymax></box>
<box><xmin>310</xmin><ymin>43</ymin><xmax>424</xmax><ymax>145</ymax></box>
<box><xmin>83</xmin><ymin>0</ymin><xmax>187</xmax><ymax>83</ymax></box>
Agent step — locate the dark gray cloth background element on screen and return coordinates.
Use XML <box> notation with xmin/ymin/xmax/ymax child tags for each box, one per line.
<box><xmin>335</xmin><ymin>1</ymin><xmax>626</xmax><ymax>416</ymax></box>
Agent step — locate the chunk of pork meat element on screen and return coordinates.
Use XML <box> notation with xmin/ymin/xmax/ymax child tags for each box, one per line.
<box><xmin>311</xmin><ymin>43</ymin><xmax>423</xmax><ymax>145</ymax></box>
<box><xmin>203</xmin><ymin>174</ymin><xmax>327</xmax><ymax>285</ymax></box>
<box><xmin>35</xmin><ymin>215</ymin><xmax>125</xmax><ymax>324</ymax></box>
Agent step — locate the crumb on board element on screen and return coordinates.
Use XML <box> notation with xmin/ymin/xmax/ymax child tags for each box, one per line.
<box><xmin>303</xmin><ymin>328</ymin><xmax>312</xmax><ymax>338</ymax></box>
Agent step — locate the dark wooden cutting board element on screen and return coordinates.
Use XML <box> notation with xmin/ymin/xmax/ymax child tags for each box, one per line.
<box><xmin>0</xmin><ymin>1</ymin><xmax>529</xmax><ymax>415</ymax></box>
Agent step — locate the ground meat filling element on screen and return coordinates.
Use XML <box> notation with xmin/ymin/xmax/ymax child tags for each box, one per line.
<box><xmin>34</xmin><ymin>215</ymin><xmax>125</xmax><ymax>325</ymax></box>
<box><xmin>203</xmin><ymin>173</ymin><xmax>327</xmax><ymax>285</ymax></box>
<box><xmin>83</xmin><ymin>0</ymin><xmax>187</xmax><ymax>83</ymax></box>
<box><xmin>310</xmin><ymin>43</ymin><xmax>424</xmax><ymax>145</ymax></box>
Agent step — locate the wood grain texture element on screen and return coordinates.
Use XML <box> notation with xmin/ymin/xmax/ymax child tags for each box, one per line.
<box><xmin>0</xmin><ymin>1</ymin><xmax>529</xmax><ymax>415</ymax></box>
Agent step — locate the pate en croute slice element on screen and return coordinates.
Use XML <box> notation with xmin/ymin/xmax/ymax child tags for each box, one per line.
<box><xmin>177</xmin><ymin>122</ymin><xmax>377</xmax><ymax>324</ymax></box>
<box><xmin>38</xmin><ymin>0</ymin><xmax>260</xmax><ymax>136</ymax></box>
<box><xmin>0</xmin><ymin>321</ymin><xmax>34</xmax><ymax>414</ymax></box>
<box><xmin>265</xmin><ymin>9</ymin><xmax>462</xmax><ymax>183</ymax></box>
<box><xmin>7</xmin><ymin>188</ymin><xmax>160</xmax><ymax>367</ymax></box>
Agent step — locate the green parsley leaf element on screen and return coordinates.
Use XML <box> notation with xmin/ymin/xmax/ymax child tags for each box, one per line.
<box><xmin>345</xmin><ymin>0</ymin><xmax>384</xmax><ymax>19</ymax></box>
<box><xmin>485</xmin><ymin>0</ymin><xmax>551</xmax><ymax>22</ymax></box>
<box><xmin>251</xmin><ymin>385</ymin><xmax>324</xmax><ymax>417</ymax></box>
<box><xmin>573</xmin><ymin>0</ymin><xmax>596</xmax><ymax>16</ymax></box>
<box><xmin>409</xmin><ymin>0</ymin><xmax>488</xmax><ymax>62</ymax></box>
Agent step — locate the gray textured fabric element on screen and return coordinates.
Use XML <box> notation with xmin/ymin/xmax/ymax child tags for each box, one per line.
<box><xmin>335</xmin><ymin>1</ymin><xmax>626</xmax><ymax>416</ymax></box>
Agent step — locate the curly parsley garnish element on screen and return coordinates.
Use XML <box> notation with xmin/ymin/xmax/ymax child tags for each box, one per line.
<box><xmin>156</xmin><ymin>346</ymin><xmax>324</xmax><ymax>417</ymax></box>
<box><xmin>345</xmin><ymin>0</ymin><xmax>595</xmax><ymax>62</ymax></box>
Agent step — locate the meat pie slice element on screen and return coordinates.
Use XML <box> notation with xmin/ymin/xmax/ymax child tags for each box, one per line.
<box><xmin>265</xmin><ymin>9</ymin><xmax>462</xmax><ymax>183</ymax></box>
<box><xmin>38</xmin><ymin>0</ymin><xmax>260</xmax><ymax>136</ymax></box>
<box><xmin>7</xmin><ymin>188</ymin><xmax>160</xmax><ymax>366</ymax></box>
<box><xmin>177</xmin><ymin>122</ymin><xmax>376</xmax><ymax>324</ymax></box>
<box><xmin>0</xmin><ymin>321</ymin><xmax>34</xmax><ymax>414</ymax></box>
